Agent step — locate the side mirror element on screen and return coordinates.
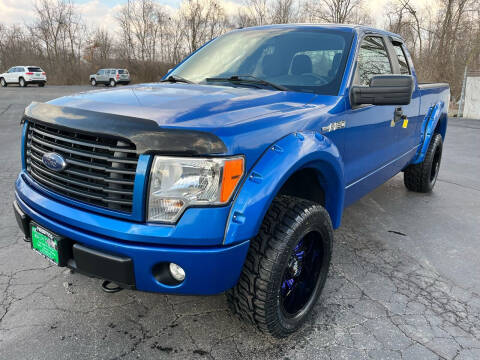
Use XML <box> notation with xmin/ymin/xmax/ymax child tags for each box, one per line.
<box><xmin>351</xmin><ymin>75</ymin><xmax>414</xmax><ymax>106</ymax></box>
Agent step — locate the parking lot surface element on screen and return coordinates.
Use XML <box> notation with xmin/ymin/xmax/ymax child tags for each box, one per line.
<box><xmin>1</xmin><ymin>86</ymin><xmax>479</xmax><ymax>359</ymax></box>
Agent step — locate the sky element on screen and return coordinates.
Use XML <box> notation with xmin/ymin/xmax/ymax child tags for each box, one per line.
<box><xmin>0</xmin><ymin>0</ymin><xmax>431</xmax><ymax>33</ymax></box>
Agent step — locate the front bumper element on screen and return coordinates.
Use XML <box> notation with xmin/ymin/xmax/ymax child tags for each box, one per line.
<box><xmin>14</xmin><ymin>175</ymin><xmax>250</xmax><ymax>295</ymax></box>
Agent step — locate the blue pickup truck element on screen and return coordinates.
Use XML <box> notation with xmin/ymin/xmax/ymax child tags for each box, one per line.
<box><xmin>14</xmin><ymin>24</ymin><xmax>449</xmax><ymax>337</ymax></box>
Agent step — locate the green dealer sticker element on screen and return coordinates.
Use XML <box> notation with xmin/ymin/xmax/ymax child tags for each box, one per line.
<box><xmin>31</xmin><ymin>224</ymin><xmax>59</xmax><ymax>264</ymax></box>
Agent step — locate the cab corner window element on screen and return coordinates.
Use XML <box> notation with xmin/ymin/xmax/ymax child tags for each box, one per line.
<box><xmin>356</xmin><ymin>36</ymin><xmax>392</xmax><ymax>86</ymax></box>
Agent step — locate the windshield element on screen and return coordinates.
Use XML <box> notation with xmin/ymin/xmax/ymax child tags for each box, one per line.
<box><xmin>170</xmin><ymin>28</ymin><xmax>353</xmax><ymax>95</ymax></box>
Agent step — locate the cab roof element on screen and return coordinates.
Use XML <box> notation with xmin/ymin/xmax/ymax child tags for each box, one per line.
<box><xmin>236</xmin><ymin>24</ymin><xmax>404</xmax><ymax>41</ymax></box>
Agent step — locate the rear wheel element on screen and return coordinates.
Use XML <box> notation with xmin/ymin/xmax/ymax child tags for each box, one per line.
<box><xmin>109</xmin><ymin>79</ymin><xmax>116</xmax><ymax>87</ymax></box>
<box><xmin>404</xmin><ymin>133</ymin><xmax>443</xmax><ymax>193</ymax></box>
<box><xmin>91</xmin><ymin>79</ymin><xmax>97</xmax><ymax>87</ymax></box>
<box><xmin>19</xmin><ymin>78</ymin><xmax>26</xmax><ymax>87</ymax></box>
<box><xmin>0</xmin><ymin>78</ymin><xmax>6</xmax><ymax>87</ymax></box>
<box><xmin>227</xmin><ymin>195</ymin><xmax>333</xmax><ymax>338</ymax></box>
<box><xmin>38</xmin><ymin>82</ymin><xmax>45</xmax><ymax>87</ymax></box>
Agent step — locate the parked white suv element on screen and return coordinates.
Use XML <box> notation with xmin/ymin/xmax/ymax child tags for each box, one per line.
<box><xmin>90</xmin><ymin>69</ymin><xmax>130</xmax><ymax>87</ymax></box>
<box><xmin>0</xmin><ymin>66</ymin><xmax>47</xmax><ymax>87</ymax></box>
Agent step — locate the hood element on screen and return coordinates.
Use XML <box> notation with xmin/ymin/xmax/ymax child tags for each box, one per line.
<box><xmin>41</xmin><ymin>83</ymin><xmax>339</xmax><ymax>170</ymax></box>
<box><xmin>48</xmin><ymin>83</ymin><xmax>317</xmax><ymax>130</ymax></box>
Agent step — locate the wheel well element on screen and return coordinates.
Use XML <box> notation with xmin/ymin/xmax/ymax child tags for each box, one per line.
<box><xmin>434</xmin><ymin>115</ymin><xmax>447</xmax><ymax>140</ymax></box>
<box><xmin>278</xmin><ymin>168</ymin><xmax>325</xmax><ymax>207</ymax></box>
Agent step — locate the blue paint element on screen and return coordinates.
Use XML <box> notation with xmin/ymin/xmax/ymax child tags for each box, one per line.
<box><xmin>16</xmin><ymin>193</ymin><xmax>249</xmax><ymax>295</ymax></box>
<box><xmin>15</xmin><ymin>24</ymin><xmax>450</xmax><ymax>295</ymax></box>
<box><xmin>16</xmin><ymin>174</ymin><xmax>230</xmax><ymax>246</ymax></box>
<box><xmin>411</xmin><ymin>99</ymin><xmax>449</xmax><ymax>164</ymax></box>
<box><xmin>224</xmin><ymin>132</ymin><xmax>345</xmax><ymax>245</ymax></box>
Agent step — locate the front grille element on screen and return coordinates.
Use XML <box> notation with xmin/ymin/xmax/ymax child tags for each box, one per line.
<box><xmin>25</xmin><ymin>121</ymin><xmax>139</xmax><ymax>213</ymax></box>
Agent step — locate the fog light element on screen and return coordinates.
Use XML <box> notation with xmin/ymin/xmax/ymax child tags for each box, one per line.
<box><xmin>169</xmin><ymin>263</ymin><xmax>185</xmax><ymax>282</ymax></box>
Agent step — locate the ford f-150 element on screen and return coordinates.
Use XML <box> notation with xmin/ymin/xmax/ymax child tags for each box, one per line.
<box><xmin>14</xmin><ymin>24</ymin><xmax>450</xmax><ymax>337</ymax></box>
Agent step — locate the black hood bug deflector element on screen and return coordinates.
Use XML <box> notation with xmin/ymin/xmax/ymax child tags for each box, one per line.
<box><xmin>23</xmin><ymin>102</ymin><xmax>227</xmax><ymax>156</ymax></box>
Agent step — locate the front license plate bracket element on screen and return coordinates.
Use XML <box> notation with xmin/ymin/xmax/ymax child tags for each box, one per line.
<box><xmin>30</xmin><ymin>222</ymin><xmax>72</xmax><ymax>266</ymax></box>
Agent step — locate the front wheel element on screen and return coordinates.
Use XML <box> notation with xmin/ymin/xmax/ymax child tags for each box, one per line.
<box><xmin>0</xmin><ymin>78</ymin><xmax>6</xmax><ymax>87</ymax></box>
<box><xmin>19</xmin><ymin>78</ymin><xmax>26</xmax><ymax>87</ymax></box>
<box><xmin>91</xmin><ymin>79</ymin><xmax>97</xmax><ymax>86</ymax></box>
<box><xmin>227</xmin><ymin>195</ymin><xmax>333</xmax><ymax>338</ymax></box>
<box><xmin>404</xmin><ymin>133</ymin><xmax>443</xmax><ymax>193</ymax></box>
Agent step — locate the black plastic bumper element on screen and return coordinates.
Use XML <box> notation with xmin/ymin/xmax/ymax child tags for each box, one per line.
<box><xmin>13</xmin><ymin>200</ymin><xmax>135</xmax><ymax>289</ymax></box>
<box><xmin>69</xmin><ymin>244</ymin><xmax>135</xmax><ymax>289</ymax></box>
<box><xmin>13</xmin><ymin>200</ymin><xmax>30</xmax><ymax>238</ymax></box>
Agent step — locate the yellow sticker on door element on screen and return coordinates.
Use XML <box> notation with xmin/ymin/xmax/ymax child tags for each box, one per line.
<box><xmin>402</xmin><ymin>118</ymin><xmax>408</xmax><ymax>128</ymax></box>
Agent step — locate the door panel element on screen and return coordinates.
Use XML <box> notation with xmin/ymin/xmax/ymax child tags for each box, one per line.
<box><xmin>7</xmin><ymin>67</ymin><xmax>17</xmax><ymax>83</ymax></box>
<box><xmin>5</xmin><ymin>68</ymin><xmax>13</xmax><ymax>82</ymax></box>
<box><xmin>344</xmin><ymin>36</ymin><xmax>397</xmax><ymax>184</ymax></box>
<box><xmin>389</xmin><ymin>42</ymin><xmax>421</xmax><ymax>164</ymax></box>
<box><xmin>98</xmin><ymin>70</ymin><xmax>106</xmax><ymax>82</ymax></box>
<box><xmin>12</xmin><ymin>67</ymin><xmax>23</xmax><ymax>83</ymax></box>
<box><xmin>343</xmin><ymin>35</ymin><xmax>400</xmax><ymax>205</ymax></box>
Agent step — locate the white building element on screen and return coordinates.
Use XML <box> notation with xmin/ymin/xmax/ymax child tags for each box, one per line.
<box><xmin>463</xmin><ymin>71</ymin><xmax>480</xmax><ymax>119</ymax></box>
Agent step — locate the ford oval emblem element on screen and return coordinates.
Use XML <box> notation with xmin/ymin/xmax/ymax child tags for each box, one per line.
<box><xmin>42</xmin><ymin>152</ymin><xmax>67</xmax><ymax>172</ymax></box>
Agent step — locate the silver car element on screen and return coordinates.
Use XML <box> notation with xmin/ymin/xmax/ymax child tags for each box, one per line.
<box><xmin>90</xmin><ymin>69</ymin><xmax>130</xmax><ymax>87</ymax></box>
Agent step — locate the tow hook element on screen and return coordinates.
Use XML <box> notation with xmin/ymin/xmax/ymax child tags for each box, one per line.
<box><xmin>101</xmin><ymin>280</ymin><xmax>123</xmax><ymax>293</ymax></box>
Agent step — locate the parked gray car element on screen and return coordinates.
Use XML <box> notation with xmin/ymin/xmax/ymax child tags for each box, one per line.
<box><xmin>90</xmin><ymin>69</ymin><xmax>130</xmax><ymax>87</ymax></box>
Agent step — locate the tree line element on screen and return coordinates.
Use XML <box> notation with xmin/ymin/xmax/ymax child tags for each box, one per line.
<box><xmin>0</xmin><ymin>0</ymin><xmax>479</xmax><ymax>101</ymax></box>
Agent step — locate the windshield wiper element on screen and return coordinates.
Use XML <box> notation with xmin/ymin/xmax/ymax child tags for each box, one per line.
<box><xmin>161</xmin><ymin>75</ymin><xmax>194</xmax><ymax>84</ymax></box>
<box><xmin>205</xmin><ymin>75</ymin><xmax>288</xmax><ymax>91</ymax></box>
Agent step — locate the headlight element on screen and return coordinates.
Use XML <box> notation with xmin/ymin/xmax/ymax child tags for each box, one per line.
<box><xmin>147</xmin><ymin>156</ymin><xmax>244</xmax><ymax>223</ymax></box>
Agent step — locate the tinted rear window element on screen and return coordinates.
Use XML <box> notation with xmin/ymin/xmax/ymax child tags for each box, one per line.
<box><xmin>28</xmin><ymin>67</ymin><xmax>42</xmax><ymax>72</ymax></box>
<box><xmin>118</xmin><ymin>70</ymin><xmax>128</xmax><ymax>74</ymax></box>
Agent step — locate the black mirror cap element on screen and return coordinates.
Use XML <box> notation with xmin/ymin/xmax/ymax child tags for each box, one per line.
<box><xmin>351</xmin><ymin>75</ymin><xmax>414</xmax><ymax>106</ymax></box>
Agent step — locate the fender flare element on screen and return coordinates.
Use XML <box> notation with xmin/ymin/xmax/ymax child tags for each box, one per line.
<box><xmin>412</xmin><ymin>101</ymin><xmax>447</xmax><ymax>164</ymax></box>
<box><xmin>223</xmin><ymin>131</ymin><xmax>345</xmax><ymax>245</ymax></box>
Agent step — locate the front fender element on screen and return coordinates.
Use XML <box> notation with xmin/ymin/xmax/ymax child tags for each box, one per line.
<box><xmin>224</xmin><ymin>132</ymin><xmax>345</xmax><ymax>245</ymax></box>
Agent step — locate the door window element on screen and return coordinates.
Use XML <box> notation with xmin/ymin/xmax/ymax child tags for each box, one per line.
<box><xmin>355</xmin><ymin>36</ymin><xmax>392</xmax><ymax>85</ymax></box>
<box><xmin>392</xmin><ymin>43</ymin><xmax>410</xmax><ymax>75</ymax></box>
<box><xmin>98</xmin><ymin>70</ymin><xmax>104</xmax><ymax>75</ymax></box>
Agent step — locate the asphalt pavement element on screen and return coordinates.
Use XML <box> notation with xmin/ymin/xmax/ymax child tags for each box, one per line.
<box><xmin>0</xmin><ymin>85</ymin><xmax>479</xmax><ymax>359</ymax></box>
